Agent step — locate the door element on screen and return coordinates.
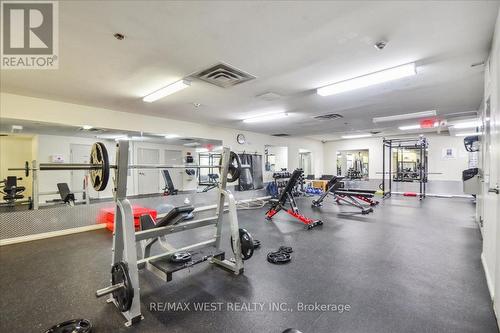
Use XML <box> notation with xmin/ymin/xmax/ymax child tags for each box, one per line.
<box><xmin>70</xmin><ymin>144</ymin><xmax>93</xmax><ymax>201</ymax></box>
<box><xmin>137</xmin><ymin>147</ymin><xmax>160</xmax><ymax>195</ymax></box>
<box><xmin>299</xmin><ymin>152</ymin><xmax>312</xmax><ymax>176</ymax></box>
<box><xmin>164</xmin><ymin>150</ymin><xmax>183</xmax><ymax>190</ymax></box>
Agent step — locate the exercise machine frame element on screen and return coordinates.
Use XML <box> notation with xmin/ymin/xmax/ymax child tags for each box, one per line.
<box><xmin>381</xmin><ymin>137</ymin><xmax>428</xmax><ymax>200</ymax></box>
<box><xmin>98</xmin><ymin>141</ymin><xmax>246</xmax><ymax>326</ymax></box>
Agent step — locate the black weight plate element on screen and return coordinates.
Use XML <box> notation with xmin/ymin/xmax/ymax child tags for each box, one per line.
<box><xmin>25</xmin><ymin>161</ymin><xmax>30</xmax><ymax>177</ymax></box>
<box><xmin>231</xmin><ymin>228</ymin><xmax>254</xmax><ymax>260</ymax></box>
<box><xmin>89</xmin><ymin>142</ymin><xmax>110</xmax><ymax>192</ymax></box>
<box><xmin>170</xmin><ymin>251</ymin><xmax>192</xmax><ymax>263</ymax></box>
<box><xmin>267</xmin><ymin>251</ymin><xmax>291</xmax><ymax>264</ymax></box>
<box><xmin>219</xmin><ymin>151</ymin><xmax>241</xmax><ymax>183</ymax></box>
<box><xmin>111</xmin><ymin>262</ymin><xmax>134</xmax><ymax>312</ymax></box>
<box><xmin>44</xmin><ymin>318</ymin><xmax>93</xmax><ymax>333</ymax></box>
<box><xmin>278</xmin><ymin>246</ymin><xmax>293</xmax><ymax>254</ymax></box>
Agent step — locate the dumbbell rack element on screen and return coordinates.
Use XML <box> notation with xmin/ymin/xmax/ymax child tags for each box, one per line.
<box><xmin>97</xmin><ymin>141</ymin><xmax>246</xmax><ymax>326</ymax></box>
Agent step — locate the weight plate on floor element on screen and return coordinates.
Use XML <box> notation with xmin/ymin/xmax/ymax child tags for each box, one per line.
<box><xmin>170</xmin><ymin>251</ymin><xmax>192</xmax><ymax>263</ymax></box>
<box><xmin>267</xmin><ymin>251</ymin><xmax>291</xmax><ymax>264</ymax></box>
<box><xmin>89</xmin><ymin>142</ymin><xmax>109</xmax><ymax>191</ymax></box>
<box><xmin>111</xmin><ymin>262</ymin><xmax>134</xmax><ymax>312</ymax></box>
<box><xmin>231</xmin><ymin>228</ymin><xmax>254</xmax><ymax>260</ymax></box>
<box><xmin>278</xmin><ymin>246</ymin><xmax>293</xmax><ymax>254</ymax></box>
<box><xmin>44</xmin><ymin>319</ymin><xmax>93</xmax><ymax>333</ymax></box>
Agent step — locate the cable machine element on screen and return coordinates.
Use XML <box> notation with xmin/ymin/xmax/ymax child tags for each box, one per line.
<box><xmin>381</xmin><ymin>136</ymin><xmax>429</xmax><ymax>200</ymax></box>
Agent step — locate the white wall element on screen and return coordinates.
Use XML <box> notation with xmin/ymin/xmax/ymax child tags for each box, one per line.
<box><xmin>0</xmin><ymin>92</ymin><xmax>324</xmax><ymax>183</ymax></box>
<box><xmin>479</xmin><ymin>9</ymin><xmax>500</xmax><ymax>321</ymax></box>
<box><xmin>323</xmin><ymin>134</ymin><xmax>468</xmax><ymax>181</ymax></box>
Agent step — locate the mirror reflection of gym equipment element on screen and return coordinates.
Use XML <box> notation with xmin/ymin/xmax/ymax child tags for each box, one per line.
<box><xmin>336</xmin><ymin>150</ymin><xmax>369</xmax><ymax>180</ymax></box>
<box><xmin>264</xmin><ymin>145</ymin><xmax>288</xmax><ymax>172</ymax></box>
<box><xmin>392</xmin><ymin>147</ymin><xmax>427</xmax><ymax>182</ymax></box>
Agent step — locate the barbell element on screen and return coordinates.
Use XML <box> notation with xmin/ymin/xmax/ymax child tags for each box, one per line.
<box><xmin>9</xmin><ymin>142</ymin><xmax>245</xmax><ymax>191</ymax></box>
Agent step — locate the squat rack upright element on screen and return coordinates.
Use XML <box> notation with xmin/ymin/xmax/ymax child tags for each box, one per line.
<box><xmin>381</xmin><ymin>136</ymin><xmax>429</xmax><ymax>200</ymax></box>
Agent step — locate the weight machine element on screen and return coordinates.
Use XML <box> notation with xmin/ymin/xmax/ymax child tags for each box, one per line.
<box><xmin>9</xmin><ymin>141</ymin><xmax>253</xmax><ymax>327</ymax></box>
<box><xmin>381</xmin><ymin>137</ymin><xmax>429</xmax><ymax>200</ymax></box>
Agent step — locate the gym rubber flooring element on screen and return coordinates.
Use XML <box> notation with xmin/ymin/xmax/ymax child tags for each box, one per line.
<box><xmin>0</xmin><ymin>196</ymin><xmax>497</xmax><ymax>333</ymax></box>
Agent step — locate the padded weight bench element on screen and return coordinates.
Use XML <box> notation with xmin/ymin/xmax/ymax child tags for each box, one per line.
<box><xmin>162</xmin><ymin>170</ymin><xmax>178</xmax><ymax>196</ymax></box>
<box><xmin>57</xmin><ymin>183</ymin><xmax>76</xmax><ymax>206</ymax></box>
<box><xmin>139</xmin><ymin>205</ymin><xmax>195</xmax><ymax>260</ymax></box>
<box><xmin>311</xmin><ymin>176</ymin><xmax>378</xmax><ymax>214</ymax></box>
<box><xmin>266</xmin><ymin>169</ymin><xmax>322</xmax><ymax>229</ymax></box>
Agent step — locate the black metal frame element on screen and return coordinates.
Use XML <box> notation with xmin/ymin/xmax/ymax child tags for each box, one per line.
<box><xmin>382</xmin><ymin>137</ymin><xmax>428</xmax><ymax>200</ymax></box>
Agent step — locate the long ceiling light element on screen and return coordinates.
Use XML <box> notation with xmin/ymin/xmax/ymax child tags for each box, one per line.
<box><xmin>143</xmin><ymin>79</ymin><xmax>191</xmax><ymax>103</ymax></box>
<box><xmin>373</xmin><ymin>110</ymin><xmax>436</xmax><ymax>123</ymax></box>
<box><xmin>317</xmin><ymin>63</ymin><xmax>416</xmax><ymax>97</ymax></box>
<box><xmin>341</xmin><ymin>133</ymin><xmax>372</xmax><ymax>139</ymax></box>
<box><xmin>243</xmin><ymin>112</ymin><xmax>288</xmax><ymax>123</ymax></box>
<box><xmin>455</xmin><ymin>132</ymin><xmax>482</xmax><ymax>137</ymax></box>
<box><xmin>451</xmin><ymin>120</ymin><xmax>481</xmax><ymax>129</ymax></box>
<box><xmin>398</xmin><ymin>124</ymin><xmax>421</xmax><ymax>130</ymax></box>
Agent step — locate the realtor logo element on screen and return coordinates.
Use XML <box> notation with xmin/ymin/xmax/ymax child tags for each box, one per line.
<box><xmin>1</xmin><ymin>1</ymin><xmax>58</xmax><ymax>69</ymax></box>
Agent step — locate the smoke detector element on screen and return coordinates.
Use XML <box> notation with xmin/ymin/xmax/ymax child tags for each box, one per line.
<box><xmin>374</xmin><ymin>40</ymin><xmax>387</xmax><ymax>50</ymax></box>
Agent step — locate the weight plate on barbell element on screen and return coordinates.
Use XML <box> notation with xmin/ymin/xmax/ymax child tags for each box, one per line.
<box><xmin>219</xmin><ymin>151</ymin><xmax>241</xmax><ymax>183</ymax></box>
<box><xmin>24</xmin><ymin>161</ymin><xmax>29</xmax><ymax>177</ymax></box>
<box><xmin>111</xmin><ymin>261</ymin><xmax>134</xmax><ymax>312</ymax></box>
<box><xmin>89</xmin><ymin>142</ymin><xmax>110</xmax><ymax>192</ymax></box>
<box><xmin>44</xmin><ymin>318</ymin><xmax>93</xmax><ymax>333</ymax></box>
<box><xmin>231</xmin><ymin>228</ymin><xmax>255</xmax><ymax>260</ymax></box>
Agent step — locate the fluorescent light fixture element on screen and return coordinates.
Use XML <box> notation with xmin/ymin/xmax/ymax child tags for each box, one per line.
<box><xmin>242</xmin><ymin>112</ymin><xmax>288</xmax><ymax>123</ymax></box>
<box><xmin>341</xmin><ymin>133</ymin><xmax>372</xmax><ymax>139</ymax></box>
<box><xmin>196</xmin><ymin>147</ymin><xmax>209</xmax><ymax>153</ymax></box>
<box><xmin>183</xmin><ymin>142</ymin><xmax>200</xmax><ymax>147</ymax></box>
<box><xmin>142</xmin><ymin>79</ymin><xmax>191</xmax><ymax>103</ymax></box>
<box><xmin>130</xmin><ymin>136</ymin><xmax>147</xmax><ymax>141</ymax></box>
<box><xmin>81</xmin><ymin>125</ymin><xmax>93</xmax><ymax>130</ymax></box>
<box><xmin>97</xmin><ymin>134</ymin><xmax>128</xmax><ymax>140</ymax></box>
<box><xmin>373</xmin><ymin>110</ymin><xmax>436</xmax><ymax>123</ymax></box>
<box><xmin>398</xmin><ymin>124</ymin><xmax>421</xmax><ymax>130</ymax></box>
<box><xmin>451</xmin><ymin>120</ymin><xmax>481</xmax><ymax>129</ymax></box>
<box><xmin>213</xmin><ymin>146</ymin><xmax>223</xmax><ymax>151</ymax></box>
<box><xmin>317</xmin><ymin>63</ymin><xmax>416</xmax><ymax>96</ymax></box>
<box><xmin>398</xmin><ymin>121</ymin><xmax>439</xmax><ymax>131</ymax></box>
<box><xmin>164</xmin><ymin>134</ymin><xmax>180</xmax><ymax>139</ymax></box>
<box><xmin>455</xmin><ymin>132</ymin><xmax>483</xmax><ymax>137</ymax></box>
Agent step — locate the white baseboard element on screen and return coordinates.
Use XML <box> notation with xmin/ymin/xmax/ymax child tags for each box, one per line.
<box><xmin>481</xmin><ymin>252</ymin><xmax>495</xmax><ymax>300</ymax></box>
<box><xmin>0</xmin><ymin>224</ymin><xmax>107</xmax><ymax>246</ymax></box>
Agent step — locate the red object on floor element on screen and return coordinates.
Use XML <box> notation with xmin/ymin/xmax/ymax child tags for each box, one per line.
<box><xmin>403</xmin><ymin>192</ymin><xmax>418</xmax><ymax>197</ymax></box>
<box><xmin>100</xmin><ymin>206</ymin><xmax>157</xmax><ymax>232</ymax></box>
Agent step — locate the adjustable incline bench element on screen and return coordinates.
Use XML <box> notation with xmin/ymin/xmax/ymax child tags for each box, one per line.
<box><xmin>266</xmin><ymin>169</ymin><xmax>323</xmax><ymax>229</ymax></box>
<box><xmin>312</xmin><ymin>176</ymin><xmax>379</xmax><ymax>215</ymax></box>
<box><xmin>139</xmin><ymin>205</ymin><xmax>225</xmax><ymax>281</ymax></box>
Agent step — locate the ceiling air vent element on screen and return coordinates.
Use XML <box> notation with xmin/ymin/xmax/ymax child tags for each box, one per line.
<box><xmin>272</xmin><ymin>133</ymin><xmax>290</xmax><ymax>137</ymax></box>
<box><xmin>192</xmin><ymin>62</ymin><xmax>256</xmax><ymax>88</ymax></box>
<box><xmin>313</xmin><ymin>113</ymin><xmax>343</xmax><ymax>121</ymax></box>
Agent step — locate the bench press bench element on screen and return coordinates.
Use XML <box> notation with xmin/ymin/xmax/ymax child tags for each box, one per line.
<box><xmin>312</xmin><ymin>176</ymin><xmax>379</xmax><ymax>214</ymax></box>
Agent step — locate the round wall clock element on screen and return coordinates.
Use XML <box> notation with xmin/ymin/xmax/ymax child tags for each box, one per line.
<box><xmin>237</xmin><ymin>134</ymin><xmax>246</xmax><ymax>145</ymax></box>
